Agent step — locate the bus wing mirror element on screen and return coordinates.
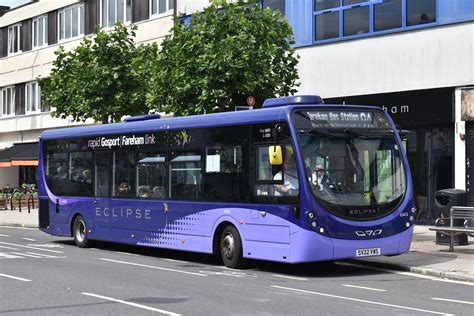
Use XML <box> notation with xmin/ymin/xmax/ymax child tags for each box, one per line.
<box><xmin>269</xmin><ymin>145</ymin><xmax>283</xmax><ymax>165</ymax></box>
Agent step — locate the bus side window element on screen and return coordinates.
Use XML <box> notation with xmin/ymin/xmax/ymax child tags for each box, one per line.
<box><xmin>137</xmin><ymin>152</ymin><xmax>167</xmax><ymax>199</ymax></box>
<box><xmin>112</xmin><ymin>150</ymin><xmax>137</xmax><ymax>198</ymax></box>
<box><xmin>95</xmin><ymin>151</ymin><xmax>111</xmax><ymax>197</ymax></box>
<box><xmin>169</xmin><ymin>150</ymin><xmax>202</xmax><ymax>200</ymax></box>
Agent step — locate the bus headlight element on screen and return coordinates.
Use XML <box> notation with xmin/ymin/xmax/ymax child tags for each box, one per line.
<box><xmin>311</xmin><ymin>221</ymin><xmax>318</xmax><ymax>228</ymax></box>
<box><xmin>411</xmin><ymin>207</ymin><xmax>417</xmax><ymax>213</ymax></box>
<box><xmin>307</xmin><ymin>212</ymin><xmax>315</xmax><ymax>220</ymax></box>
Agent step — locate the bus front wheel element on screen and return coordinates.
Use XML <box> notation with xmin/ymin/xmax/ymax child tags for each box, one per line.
<box><xmin>220</xmin><ymin>225</ymin><xmax>245</xmax><ymax>269</ymax></box>
<box><xmin>73</xmin><ymin>215</ymin><xmax>90</xmax><ymax>248</ymax></box>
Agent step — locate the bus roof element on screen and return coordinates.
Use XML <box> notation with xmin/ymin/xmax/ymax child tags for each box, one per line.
<box><xmin>40</xmin><ymin>102</ymin><xmax>384</xmax><ymax>140</ymax></box>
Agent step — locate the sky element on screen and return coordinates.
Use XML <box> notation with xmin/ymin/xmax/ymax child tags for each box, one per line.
<box><xmin>0</xmin><ymin>0</ymin><xmax>31</xmax><ymax>9</ymax></box>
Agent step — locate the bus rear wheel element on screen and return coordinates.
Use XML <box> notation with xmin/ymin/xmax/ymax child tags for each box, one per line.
<box><xmin>73</xmin><ymin>215</ymin><xmax>90</xmax><ymax>248</ymax></box>
<box><xmin>220</xmin><ymin>225</ymin><xmax>245</xmax><ymax>269</ymax></box>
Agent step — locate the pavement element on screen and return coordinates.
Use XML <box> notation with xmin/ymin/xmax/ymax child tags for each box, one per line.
<box><xmin>1</xmin><ymin>208</ymin><xmax>473</xmax><ymax>283</ymax></box>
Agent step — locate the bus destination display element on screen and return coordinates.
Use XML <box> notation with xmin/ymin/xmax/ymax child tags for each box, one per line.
<box><xmin>305</xmin><ymin>110</ymin><xmax>374</xmax><ymax>128</ymax></box>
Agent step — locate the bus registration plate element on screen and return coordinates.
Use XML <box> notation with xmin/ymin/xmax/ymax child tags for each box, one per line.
<box><xmin>356</xmin><ymin>248</ymin><xmax>381</xmax><ymax>257</ymax></box>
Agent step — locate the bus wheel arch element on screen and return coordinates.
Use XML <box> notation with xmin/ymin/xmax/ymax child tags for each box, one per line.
<box><xmin>71</xmin><ymin>213</ymin><xmax>91</xmax><ymax>248</ymax></box>
<box><xmin>213</xmin><ymin>221</ymin><xmax>246</xmax><ymax>269</ymax></box>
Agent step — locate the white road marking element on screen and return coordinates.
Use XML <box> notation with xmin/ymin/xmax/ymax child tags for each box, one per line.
<box><xmin>82</xmin><ymin>292</ymin><xmax>181</xmax><ymax>315</ymax></box>
<box><xmin>99</xmin><ymin>258</ymin><xmax>207</xmax><ymax>277</ymax></box>
<box><xmin>0</xmin><ymin>226</ymin><xmax>35</xmax><ymax>230</ymax></box>
<box><xmin>0</xmin><ymin>252</ymin><xmax>23</xmax><ymax>259</ymax></box>
<box><xmin>0</xmin><ymin>245</ymin><xmax>19</xmax><ymax>250</ymax></box>
<box><xmin>0</xmin><ymin>273</ymin><xmax>31</xmax><ymax>282</ymax></box>
<box><xmin>115</xmin><ymin>251</ymin><xmax>139</xmax><ymax>257</ymax></box>
<box><xmin>10</xmin><ymin>252</ymin><xmax>43</xmax><ymax>258</ymax></box>
<box><xmin>0</xmin><ymin>242</ymin><xmax>64</xmax><ymax>253</ymax></box>
<box><xmin>199</xmin><ymin>270</ymin><xmax>258</xmax><ymax>278</ymax></box>
<box><xmin>342</xmin><ymin>284</ymin><xmax>387</xmax><ymax>292</ymax></box>
<box><xmin>26</xmin><ymin>243</ymin><xmax>64</xmax><ymax>249</ymax></box>
<box><xmin>0</xmin><ymin>234</ymin><xmax>10</xmax><ymax>237</ymax></box>
<box><xmin>272</xmin><ymin>274</ymin><xmax>308</xmax><ymax>281</ymax></box>
<box><xmin>22</xmin><ymin>238</ymin><xmax>36</xmax><ymax>242</ymax></box>
<box><xmin>162</xmin><ymin>258</ymin><xmax>189</xmax><ymax>263</ymax></box>
<box><xmin>25</xmin><ymin>252</ymin><xmax>67</xmax><ymax>259</ymax></box>
<box><xmin>432</xmin><ymin>298</ymin><xmax>474</xmax><ymax>305</ymax></box>
<box><xmin>271</xmin><ymin>285</ymin><xmax>454</xmax><ymax>316</ymax></box>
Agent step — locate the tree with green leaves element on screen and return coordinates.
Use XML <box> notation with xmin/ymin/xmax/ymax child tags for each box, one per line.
<box><xmin>148</xmin><ymin>0</ymin><xmax>299</xmax><ymax>116</ymax></box>
<box><xmin>39</xmin><ymin>23</ymin><xmax>158</xmax><ymax>124</ymax></box>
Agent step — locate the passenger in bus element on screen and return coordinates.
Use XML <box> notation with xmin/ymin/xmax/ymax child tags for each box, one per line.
<box><xmin>118</xmin><ymin>182</ymin><xmax>131</xmax><ymax>196</ymax></box>
<box><xmin>55</xmin><ymin>166</ymin><xmax>68</xmax><ymax>179</ymax></box>
<box><xmin>77</xmin><ymin>169</ymin><xmax>91</xmax><ymax>183</ymax></box>
<box><xmin>274</xmin><ymin>147</ymin><xmax>299</xmax><ymax>196</ymax></box>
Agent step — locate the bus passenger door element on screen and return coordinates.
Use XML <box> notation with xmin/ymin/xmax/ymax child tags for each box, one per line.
<box><xmin>92</xmin><ymin>151</ymin><xmax>111</xmax><ymax>238</ymax></box>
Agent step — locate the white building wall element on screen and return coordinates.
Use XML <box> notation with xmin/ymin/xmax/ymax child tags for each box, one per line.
<box><xmin>297</xmin><ymin>22</ymin><xmax>474</xmax><ymax>98</ymax></box>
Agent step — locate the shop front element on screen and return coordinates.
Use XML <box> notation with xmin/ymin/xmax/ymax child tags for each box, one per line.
<box><xmin>0</xmin><ymin>142</ymin><xmax>39</xmax><ymax>188</ymax></box>
<box><xmin>326</xmin><ymin>88</ymin><xmax>455</xmax><ymax>224</ymax></box>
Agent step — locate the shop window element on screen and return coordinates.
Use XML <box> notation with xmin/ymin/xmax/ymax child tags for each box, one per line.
<box><xmin>150</xmin><ymin>0</ymin><xmax>174</xmax><ymax>16</ymax></box>
<box><xmin>343</xmin><ymin>5</ymin><xmax>369</xmax><ymax>36</ymax></box>
<box><xmin>374</xmin><ymin>0</ymin><xmax>402</xmax><ymax>32</ymax></box>
<box><xmin>315</xmin><ymin>11</ymin><xmax>339</xmax><ymax>41</ymax></box>
<box><xmin>314</xmin><ymin>0</ymin><xmax>339</xmax><ymax>11</ymax></box>
<box><xmin>33</xmin><ymin>16</ymin><xmax>48</xmax><ymax>48</ymax></box>
<box><xmin>8</xmin><ymin>23</ymin><xmax>21</xmax><ymax>55</ymax></box>
<box><xmin>406</xmin><ymin>0</ymin><xmax>436</xmax><ymax>26</ymax></box>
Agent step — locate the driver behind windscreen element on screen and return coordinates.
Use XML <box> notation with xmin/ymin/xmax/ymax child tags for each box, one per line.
<box><xmin>274</xmin><ymin>147</ymin><xmax>299</xmax><ymax>196</ymax></box>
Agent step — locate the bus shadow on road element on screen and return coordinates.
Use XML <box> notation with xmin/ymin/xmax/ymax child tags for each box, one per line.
<box><xmin>53</xmin><ymin>239</ymin><xmax>385</xmax><ymax>279</ymax></box>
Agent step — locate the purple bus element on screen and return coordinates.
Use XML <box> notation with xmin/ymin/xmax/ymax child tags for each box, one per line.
<box><xmin>38</xmin><ymin>95</ymin><xmax>415</xmax><ymax>268</ymax></box>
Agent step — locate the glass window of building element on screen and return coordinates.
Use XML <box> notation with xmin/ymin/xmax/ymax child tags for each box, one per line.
<box><xmin>374</xmin><ymin>0</ymin><xmax>402</xmax><ymax>32</ymax></box>
<box><xmin>150</xmin><ymin>0</ymin><xmax>174</xmax><ymax>16</ymax></box>
<box><xmin>58</xmin><ymin>5</ymin><xmax>84</xmax><ymax>41</ymax></box>
<box><xmin>262</xmin><ymin>0</ymin><xmax>285</xmax><ymax>14</ymax></box>
<box><xmin>26</xmin><ymin>82</ymin><xmax>41</xmax><ymax>114</ymax></box>
<box><xmin>406</xmin><ymin>0</ymin><xmax>436</xmax><ymax>26</ymax></box>
<box><xmin>315</xmin><ymin>11</ymin><xmax>339</xmax><ymax>41</ymax></box>
<box><xmin>343</xmin><ymin>5</ymin><xmax>369</xmax><ymax>36</ymax></box>
<box><xmin>343</xmin><ymin>0</ymin><xmax>366</xmax><ymax>5</ymax></box>
<box><xmin>8</xmin><ymin>24</ymin><xmax>22</xmax><ymax>55</ymax></box>
<box><xmin>101</xmin><ymin>0</ymin><xmax>131</xmax><ymax>28</ymax></box>
<box><xmin>1</xmin><ymin>87</ymin><xmax>15</xmax><ymax>117</ymax></box>
<box><xmin>314</xmin><ymin>0</ymin><xmax>340</xmax><ymax>11</ymax></box>
<box><xmin>33</xmin><ymin>16</ymin><xmax>48</xmax><ymax>48</ymax></box>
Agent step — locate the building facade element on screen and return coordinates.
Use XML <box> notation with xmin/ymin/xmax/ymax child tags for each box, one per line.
<box><xmin>1</xmin><ymin>0</ymin><xmax>473</xmax><ymax>224</ymax></box>
<box><xmin>0</xmin><ymin>0</ymin><xmax>177</xmax><ymax>188</ymax></box>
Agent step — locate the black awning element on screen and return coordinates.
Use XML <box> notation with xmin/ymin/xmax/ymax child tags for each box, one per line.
<box><xmin>0</xmin><ymin>142</ymin><xmax>38</xmax><ymax>163</ymax></box>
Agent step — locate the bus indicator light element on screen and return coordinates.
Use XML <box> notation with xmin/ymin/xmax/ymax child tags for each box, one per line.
<box><xmin>239</xmin><ymin>220</ymin><xmax>244</xmax><ymax>225</ymax></box>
